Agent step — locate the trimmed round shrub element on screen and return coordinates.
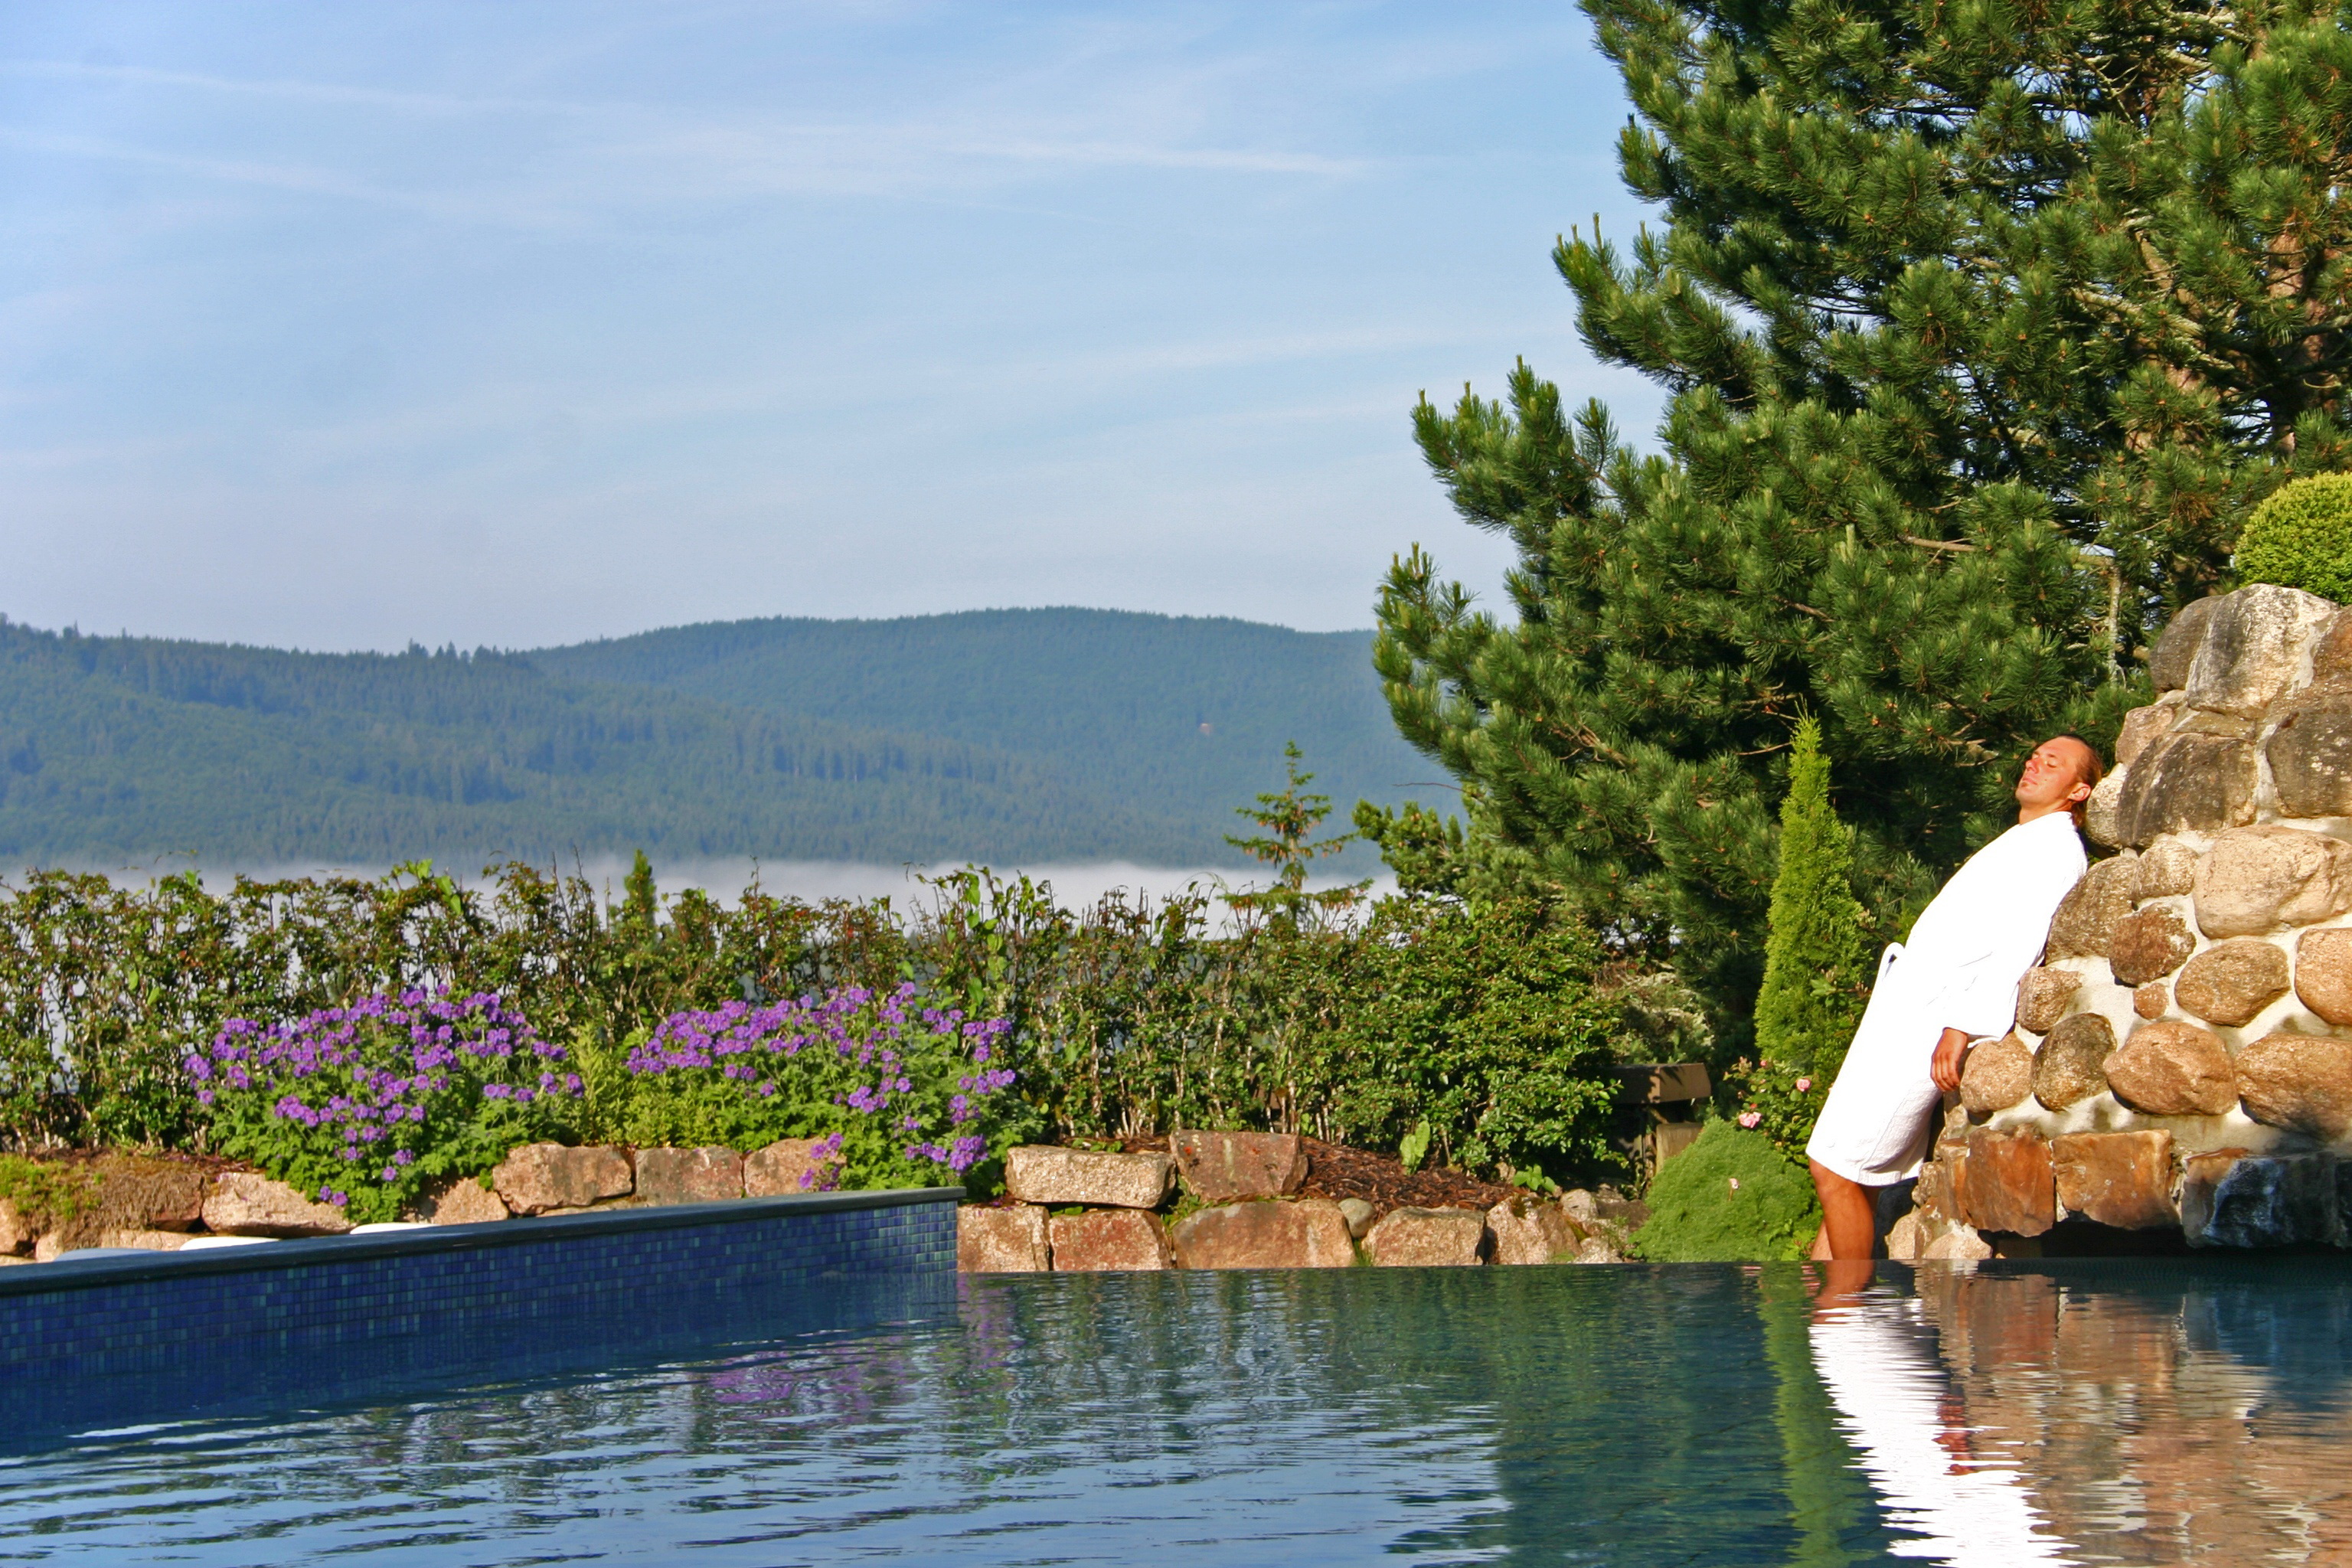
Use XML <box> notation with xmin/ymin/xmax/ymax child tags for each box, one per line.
<box><xmin>1626</xmin><ymin>1120</ymin><xmax>1821</xmax><ymax>1261</ymax></box>
<box><xmin>2236</xmin><ymin>473</ymin><xmax>2352</xmax><ymax>601</ymax></box>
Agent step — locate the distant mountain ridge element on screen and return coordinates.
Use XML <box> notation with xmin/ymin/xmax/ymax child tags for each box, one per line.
<box><xmin>0</xmin><ymin>607</ymin><xmax>1436</xmax><ymax>871</ymax></box>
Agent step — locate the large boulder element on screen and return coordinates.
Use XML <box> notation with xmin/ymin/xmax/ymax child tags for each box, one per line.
<box><xmin>2172</xmin><ymin>938</ymin><xmax>2292</xmax><ymax>1027</ymax></box>
<box><xmin>2046</xmin><ymin>855</ymin><xmax>2140</xmax><ymax>959</ymax></box>
<box><xmin>2193</xmin><ymin>826</ymin><xmax>2352</xmax><ymax>938</ymax></box>
<box><xmin>2110</xmin><ymin>731</ymin><xmax>2261</xmax><ymax>847</ymax></box>
<box><xmin>1004</xmin><ymin>1147</ymin><xmax>1174</xmax><ymax>1210</ymax></box>
<box><xmin>635</xmin><ymin>1146</ymin><xmax>744</xmax><ymax>1205</ymax></box>
<box><xmin>1958</xmin><ymin>1131</ymin><xmax>2055</xmax><ymax>1236</ymax></box>
<box><xmin>1364</xmin><ymin>1207</ymin><xmax>1488</xmax><ymax>1266</ymax></box>
<box><xmin>2137</xmin><ymin>836</ymin><xmax>2200</xmax><ymax>900</ymax></box>
<box><xmin>2033</xmin><ymin>1014</ymin><xmax>2115</xmax><ymax>1110</ymax></box>
<box><xmin>2234</xmin><ymin>1031</ymin><xmax>2352</xmax><ymax>1139</ymax></box>
<box><xmin>1171</xmin><ymin>1130</ymin><xmax>1307</xmax><ymax>1203</ymax></box>
<box><xmin>2295</xmin><ymin>927</ymin><xmax>2352</xmax><ymax>1025</ymax></box>
<box><xmin>1171</xmin><ymin>1199</ymin><xmax>1356</xmax><ymax>1269</ymax></box>
<box><xmin>1959</xmin><ymin>1033</ymin><xmax>2035</xmax><ymax>1113</ymax></box>
<box><xmin>2108</xmin><ymin>904</ymin><xmax>2197</xmax><ymax>985</ymax></box>
<box><xmin>491</xmin><ymin>1143</ymin><xmax>633</xmax><ymax>1216</ymax></box>
<box><xmin>2103</xmin><ymin>1021</ymin><xmax>2239</xmax><ymax>1116</ymax></box>
<box><xmin>2016</xmin><ymin>968</ymin><xmax>2081</xmax><ymax>1033</ymax></box>
<box><xmin>2052</xmin><ymin>1131</ymin><xmax>2177</xmax><ymax>1230</ymax></box>
<box><xmin>958</xmin><ymin>1204</ymin><xmax>1049</xmax><ymax>1272</ymax></box>
<box><xmin>0</xmin><ymin>1200</ymin><xmax>31</xmax><ymax>1256</ymax></box>
<box><xmin>1485</xmin><ymin>1195</ymin><xmax>1579</xmax><ymax>1264</ymax></box>
<box><xmin>744</xmin><ymin>1137</ymin><xmax>844</xmax><ymax>1196</ymax></box>
<box><xmin>201</xmin><ymin>1172</ymin><xmax>355</xmax><ymax>1237</ymax></box>
<box><xmin>1048</xmin><ymin>1209</ymin><xmax>1173</xmax><ymax>1271</ymax></box>
<box><xmin>2265</xmin><ymin>694</ymin><xmax>2352</xmax><ymax>818</ymax></box>
<box><xmin>2178</xmin><ymin>583</ymin><xmax>2337</xmax><ymax>717</ymax></box>
<box><xmin>420</xmin><ymin>1177</ymin><xmax>508</xmax><ymax>1226</ymax></box>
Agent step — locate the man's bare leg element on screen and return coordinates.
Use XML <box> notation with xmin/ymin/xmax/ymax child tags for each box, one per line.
<box><xmin>1810</xmin><ymin>1161</ymin><xmax>1877</xmax><ymax>1260</ymax></box>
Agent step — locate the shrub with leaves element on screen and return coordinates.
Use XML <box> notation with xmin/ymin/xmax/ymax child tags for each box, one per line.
<box><xmin>620</xmin><ymin>982</ymin><xmax>1033</xmax><ymax>1193</ymax></box>
<box><xmin>1331</xmin><ymin>897</ymin><xmax>1621</xmax><ymax>1181</ymax></box>
<box><xmin>2236</xmin><ymin>473</ymin><xmax>2352</xmax><ymax>603</ymax></box>
<box><xmin>1627</xmin><ymin>1121</ymin><xmax>1820</xmax><ymax>1263</ymax></box>
<box><xmin>188</xmin><ymin>991</ymin><xmax>579</xmax><ymax>1223</ymax></box>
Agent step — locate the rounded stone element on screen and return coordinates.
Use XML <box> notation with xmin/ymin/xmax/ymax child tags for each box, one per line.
<box><xmin>2034</xmin><ymin>1013</ymin><xmax>2115</xmax><ymax>1110</ymax></box>
<box><xmin>2103</xmin><ymin>1021</ymin><xmax>2239</xmax><ymax>1116</ymax></box>
<box><xmin>2172</xmin><ymin>938</ymin><xmax>2292</xmax><ymax>1027</ymax></box>
<box><xmin>2193</xmin><ymin>826</ymin><xmax>2352</xmax><ymax>939</ymax></box>
<box><xmin>2295</xmin><ymin>926</ymin><xmax>2352</xmax><ymax>1026</ymax></box>
<box><xmin>2109</xmin><ymin>904</ymin><xmax>2197</xmax><ymax>985</ymax></box>
<box><xmin>1959</xmin><ymin>1033</ymin><xmax>2034</xmax><ymax>1114</ymax></box>
<box><xmin>2016</xmin><ymin>967</ymin><xmax>2082</xmax><ymax>1034</ymax></box>
<box><xmin>2047</xmin><ymin>856</ymin><xmax>2140</xmax><ymax>959</ymax></box>
<box><xmin>2134</xmin><ymin>982</ymin><xmax>2170</xmax><ymax>1019</ymax></box>
<box><xmin>2234</xmin><ymin>1031</ymin><xmax>2352</xmax><ymax>1140</ymax></box>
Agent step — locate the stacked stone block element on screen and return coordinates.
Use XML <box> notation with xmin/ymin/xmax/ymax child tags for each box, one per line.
<box><xmin>956</xmin><ymin>1132</ymin><xmax>1637</xmax><ymax>1272</ymax></box>
<box><xmin>1910</xmin><ymin>583</ymin><xmax>2352</xmax><ymax>1252</ymax></box>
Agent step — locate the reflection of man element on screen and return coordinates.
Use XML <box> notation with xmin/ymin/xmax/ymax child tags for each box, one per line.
<box><xmin>1806</xmin><ymin>737</ymin><xmax>2102</xmax><ymax>1259</ymax></box>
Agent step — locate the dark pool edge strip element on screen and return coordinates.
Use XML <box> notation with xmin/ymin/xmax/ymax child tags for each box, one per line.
<box><xmin>0</xmin><ymin>1185</ymin><xmax>965</xmax><ymax>1298</ymax></box>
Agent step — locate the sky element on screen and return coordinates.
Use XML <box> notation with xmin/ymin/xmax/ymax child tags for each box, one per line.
<box><xmin>0</xmin><ymin>2</ymin><xmax>1663</xmax><ymax>652</ymax></box>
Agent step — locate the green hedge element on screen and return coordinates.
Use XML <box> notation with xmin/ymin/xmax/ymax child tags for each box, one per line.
<box><xmin>2236</xmin><ymin>473</ymin><xmax>2352</xmax><ymax>602</ymax></box>
<box><xmin>0</xmin><ymin>863</ymin><xmax>1630</xmax><ymax>1191</ymax></box>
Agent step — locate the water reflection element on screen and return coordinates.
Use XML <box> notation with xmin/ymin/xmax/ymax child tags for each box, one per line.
<box><xmin>1798</xmin><ymin>1259</ymin><xmax>2352</xmax><ymax>1566</ymax></box>
<box><xmin>2</xmin><ymin>1263</ymin><xmax>2350</xmax><ymax>1563</ymax></box>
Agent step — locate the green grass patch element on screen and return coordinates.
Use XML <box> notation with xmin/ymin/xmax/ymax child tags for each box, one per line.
<box><xmin>1627</xmin><ymin>1121</ymin><xmax>1820</xmax><ymax>1262</ymax></box>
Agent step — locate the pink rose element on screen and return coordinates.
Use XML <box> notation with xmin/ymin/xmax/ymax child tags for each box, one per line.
<box><xmin>1737</xmin><ymin>1111</ymin><xmax>1762</xmax><ymax>1129</ymax></box>
<box><xmin>1795</xmin><ymin>1077</ymin><xmax>1812</xmax><ymax>1093</ymax></box>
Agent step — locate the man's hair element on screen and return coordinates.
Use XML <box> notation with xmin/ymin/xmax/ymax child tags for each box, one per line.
<box><xmin>2051</xmin><ymin>733</ymin><xmax>2105</xmax><ymax>822</ymax></box>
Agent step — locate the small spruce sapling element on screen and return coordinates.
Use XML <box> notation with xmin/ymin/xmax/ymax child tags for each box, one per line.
<box><xmin>1226</xmin><ymin>743</ymin><xmax>1370</xmax><ymax>933</ymax></box>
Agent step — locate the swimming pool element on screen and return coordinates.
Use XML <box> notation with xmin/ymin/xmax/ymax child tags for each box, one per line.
<box><xmin>5</xmin><ymin>1260</ymin><xmax>2348</xmax><ymax>1564</ymax></box>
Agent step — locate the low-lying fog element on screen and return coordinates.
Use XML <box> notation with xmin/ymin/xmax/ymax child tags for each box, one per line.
<box><xmin>11</xmin><ymin>857</ymin><xmax>1399</xmax><ymax>927</ymax></box>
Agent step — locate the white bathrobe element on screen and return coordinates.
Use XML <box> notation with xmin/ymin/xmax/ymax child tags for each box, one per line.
<box><xmin>1805</xmin><ymin>809</ymin><xmax>2088</xmax><ymax>1187</ymax></box>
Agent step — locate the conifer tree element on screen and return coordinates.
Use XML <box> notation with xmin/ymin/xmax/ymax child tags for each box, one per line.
<box><xmin>1375</xmin><ymin>0</ymin><xmax>2352</xmax><ymax>1044</ymax></box>
<box><xmin>1226</xmin><ymin>743</ymin><xmax>1368</xmax><ymax>933</ymax></box>
<box><xmin>1751</xmin><ymin>719</ymin><xmax>1871</xmax><ymax>1086</ymax></box>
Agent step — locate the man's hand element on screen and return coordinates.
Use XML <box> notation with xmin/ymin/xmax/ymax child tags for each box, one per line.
<box><xmin>1929</xmin><ymin>1027</ymin><xmax>1972</xmax><ymax>1093</ymax></box>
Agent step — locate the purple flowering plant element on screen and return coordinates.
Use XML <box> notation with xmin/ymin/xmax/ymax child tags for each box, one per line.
<box><xmin>622</xmin><ymin>981</ymin><xmax>1031</xmax><ymax>1188</ymax></box>
<box><xmin>187</xmin><ymin>990</ymin><xmax>578</xmax><ymax>1223</ymax></box>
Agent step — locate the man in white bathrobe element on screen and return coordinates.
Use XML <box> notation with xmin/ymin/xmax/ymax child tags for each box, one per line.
<box><xmin>1806</xmin><ymin>735</ymin><xmax>2103</xmax><ymax>1259</ymax></box>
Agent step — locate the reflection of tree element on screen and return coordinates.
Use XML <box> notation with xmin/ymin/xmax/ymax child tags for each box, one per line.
<box><xmin>1758</xmin><ymin>1270</ymin><xmax>1877</xmax><ymax>1566</ymax></box>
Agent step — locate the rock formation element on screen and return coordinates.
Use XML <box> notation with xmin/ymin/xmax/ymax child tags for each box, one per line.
<box><xmin>1909</xmin><ymin>583</ymin><xmax>2352</xmax><ymax>1251</ymax></box>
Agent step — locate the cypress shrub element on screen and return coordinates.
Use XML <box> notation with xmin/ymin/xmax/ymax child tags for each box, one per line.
<box><xmin>1736</xmin><ymin>717</ymin><xmax>1872</xmax><ymax>1154</ymax></box>
<box><xmin>2236</xmin><ymin>474</ymin><xmax>2352</xmax><ymax>602</ymax></box>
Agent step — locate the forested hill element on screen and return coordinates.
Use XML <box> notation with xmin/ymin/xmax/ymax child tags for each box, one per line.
<box><xmin>0</xmin><ymin>609</ymin><xmax>1435</xmax><ymax>870</ymax></box>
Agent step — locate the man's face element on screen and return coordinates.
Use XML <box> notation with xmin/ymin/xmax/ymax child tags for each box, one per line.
<box><xmin>2015</xmin><ymin>737</ymin><xmax>2097</xmax><ymax>812</ymax></box>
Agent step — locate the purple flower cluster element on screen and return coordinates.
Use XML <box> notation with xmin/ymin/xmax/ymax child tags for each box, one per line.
<box><xmin>633</xmin><ymin>982</ymin><xmax>1016</xmax><ymax>1179</ymax></box>
<box><xmin>188</xmin><ymin>991</ymin><xmax>577</xmax><ymax>1194</ymax></box>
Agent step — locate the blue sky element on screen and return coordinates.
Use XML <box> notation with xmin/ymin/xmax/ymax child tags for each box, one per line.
<box><xmin>0</xmin><ymin>2</ymin><xmax>1661</xmax><ymax>652</ymax></box>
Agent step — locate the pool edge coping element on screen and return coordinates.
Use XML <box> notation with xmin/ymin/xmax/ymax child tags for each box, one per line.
<box><xmin>0</xmin><ymin>1186</ymin><xmax>963</xmax><ymax>1298</ymax></box>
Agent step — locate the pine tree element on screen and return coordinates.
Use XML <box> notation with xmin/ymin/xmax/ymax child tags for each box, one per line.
<box><xmin>620</xmin><ymin>850</ymin><xmax>658</xmax><ymax>946</ymax></box>
<box><xmin>1752</xmin><ymin>719</ymin><xmax>1871</xmax><ymax>1085</ymax></box>
<box><xmin>1376</xmin><ymin>0</ymin><xmax>2352</xmax><ymax>1046</ymax></box>
<box><xmin>1226</xmin><ymin>743</ymin><xmax>1369</xmax><ymax>933</ymax></box>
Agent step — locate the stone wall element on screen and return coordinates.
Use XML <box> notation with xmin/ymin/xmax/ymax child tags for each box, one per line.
<box><xmin>1906</xmin><ymin>583</ymin><xmax>2352</xmax><ymax>1254</ymax></box>
<box><xmin>957</xmin><ymin>1134</ymin><xmax>1642</xmax><ymax>1272</ymax></box>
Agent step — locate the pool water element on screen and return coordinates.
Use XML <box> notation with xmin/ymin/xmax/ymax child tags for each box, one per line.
<box><xmin>5</xmin><ymin>1260</ymin><xmax>2351</xmax><ymax>1564</ymax></box>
